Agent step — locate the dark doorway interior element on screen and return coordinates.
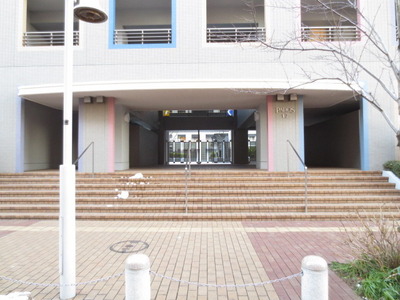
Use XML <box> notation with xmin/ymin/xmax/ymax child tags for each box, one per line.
<box><xmin>304</xmin><ymin>99</ymin><xmax>361</xmax><ymax>169</ymax></box>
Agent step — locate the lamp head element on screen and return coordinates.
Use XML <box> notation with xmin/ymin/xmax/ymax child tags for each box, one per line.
<box><xmin>74</xmin><ymin>0</ymin><xmax>108</xmax><ymax>23</ymax></box>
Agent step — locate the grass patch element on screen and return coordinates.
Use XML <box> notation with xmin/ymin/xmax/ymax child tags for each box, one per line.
<box><xmin>331</xmin><ymin>261</ymin><xmax>400</xmax><ymax>299</ymax></box>
<box><xmin>331</xmin><ymin>212</ymin><xmax>400</xmax><ymax>300</ymax></box>
<box><xmin>383</xmin><ymin>160</ymin><xmax>400</xmax><ymax>178</ymax></box>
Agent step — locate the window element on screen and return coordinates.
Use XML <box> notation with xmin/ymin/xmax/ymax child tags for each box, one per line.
<box><xmin>206</xmin><ymin>0</ymin><xmax>265</xmax><ymax>43</ymax></box>
<box><xmin>111</xmin><ymin>0</ymin><xmax>176</xmax><ymax>48</ymax></box>
<box><xmin>301</xmin><ymin>0</ymin><xmax>359</xmax><ymax>41</ymax></box>
<box><xmin>23</xmin><ymin>0</ymin><xmax>79</xmax><ymax>47</ymax></box>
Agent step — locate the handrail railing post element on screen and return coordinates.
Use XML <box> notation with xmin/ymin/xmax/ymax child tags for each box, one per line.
<box><xmin>92</xmin><ymin>142</ymin><xmax>94</xmax><ymax>177</ymax></box>
<box><xmin>286</xmin><ymin>140</ymin><xmax>308</xmax><ymax>213</ymax></box>
<box><xmin>73</xmin><ymin>142</ymin><xmax>94</xmax><ymax>177</ymax></box>
<box><xmin>287</xmin><ymin>141</ymin><xmax>290</xmax><ymax>177</ymax></box>
<box><xmin>184</xmin><ymin>165</ymin><xmax>188</xmax><ymax>214</ymax></box>
<box><xmin>184</xmin><ymin>141</ymin><xmax>192</xmax><ymax>214</ymax></box>
<box><xmin>188</xmin><ymin>141</ymin><xmax>192</xmax><ymax>176</ymax></box>
<box><xmin>304</xmin><ymin>166</ymin><xmax>308</xmax><ymax>213</ymax></box>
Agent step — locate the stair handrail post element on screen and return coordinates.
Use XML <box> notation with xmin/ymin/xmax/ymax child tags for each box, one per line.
<box><xmin>184</xmin><ymin>166</ymin><xmax>188</xmax><ymax>214</ymax></box>
<box><xmin>188</xmin><ymin>141</ymin><xmax>192</xmax><ymax>177</ymax></box>
<box><xmin>184</xmin><ymin>141</ymin><xmax>192</xmax><ymax>214</ymax></box>
<box><xmin>286</xmin><ymin>140</ymin><xmax>308</xmax><ymax>213</ymax></box>
<box><xmin>287</xmin><ymin>141</ymin><xmax>290</xmax><ymax>177</ymax></box>
<box><xmin>73</xmin><ymin>141</ymin><xmax>95</xmax><ymax>177</ymax></box>
<box><xmin>304</xmin><ymin>166</ymin><xmax>308</xmax><ymax>213</ymax></box>
<box><xmin>92</xmin><ymin>142</ymin><xmax>94</xmax><ymax>178</ymax></box>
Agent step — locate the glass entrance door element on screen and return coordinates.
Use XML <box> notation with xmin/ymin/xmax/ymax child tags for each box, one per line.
<box><xmin>167</xmin><ymin>130</ymin><xmax>232</xmax><ymax>164</ymax></box>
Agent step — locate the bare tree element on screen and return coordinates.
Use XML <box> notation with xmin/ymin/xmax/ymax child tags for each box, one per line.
<box><xmin>249</xmin><ymin>0</ymin><xmax>400</xmax><ymax>144</ymax></box>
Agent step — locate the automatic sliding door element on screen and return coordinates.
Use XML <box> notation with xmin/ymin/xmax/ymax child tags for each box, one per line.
<box><xmin>167</xmin><ymin>130</ymin><xmax>232</xmax><ymax>164</ymax></box>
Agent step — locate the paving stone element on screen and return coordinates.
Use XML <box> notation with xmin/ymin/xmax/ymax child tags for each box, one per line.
<box><xmin>0</xmin><ymin>220</ymin><xmax>364</xmax><ymax>299</ymax></box>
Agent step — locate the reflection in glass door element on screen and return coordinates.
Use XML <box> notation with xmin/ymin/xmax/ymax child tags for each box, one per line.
<box><xmin>166</xmin><ymin>130</ymin><xmax>232</xmax><ymax>164</ymax></box>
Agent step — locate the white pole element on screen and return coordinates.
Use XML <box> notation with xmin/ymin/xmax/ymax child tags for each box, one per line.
<box><xmin>301</xmin><ymin>255</ymin><xmax>328</xmax><ymax>300</ymax></box>
<box><xmin>59</xmin><ymin>0</ymin><xmax>76</xmax><ymax>298</ymax></box>
<box><xmin>125</xmin><ymin>254</ymin><xmax>151</xmax><ymax>300</ymax></box>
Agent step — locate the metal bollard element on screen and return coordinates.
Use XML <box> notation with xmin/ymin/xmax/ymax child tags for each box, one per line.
<box><xmin>125</xmin><ymin>254</ymin><xmax>151</xmax><ymax>300</ymax></box>
<box><xmin>301</xmin><ymin>255</ymin><xmax>328</xmax><ymax>300</ymax></box>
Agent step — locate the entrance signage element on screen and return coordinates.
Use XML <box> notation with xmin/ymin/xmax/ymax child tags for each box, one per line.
<box><xmin>276</xmin><ymin>106</ymin><xmax>296</xmax><ymax>118</ymax></box>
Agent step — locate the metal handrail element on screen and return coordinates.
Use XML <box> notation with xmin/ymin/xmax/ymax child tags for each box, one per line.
<box><xmin>286</xmin><ymin>140</ymin><xmax>308</xmax><ymax>213</ymax></box>
<box><xmin>74</xmin><ymin>142</ymin><xmax>94</xmax><ymax>177</ymax></box>
<box><xmin>207</xmin><ymin>27</ymin><xmax>266</xmax><ymax>43</ymax></box>
<box><xmin>184</xmin><ymin>141</ymin><xmax>192</xmax><ymax>214</ymax></box>
<box><xmin>114</xmin><ymin>28</ymin><xmax>172</xmax><ymax>45</ymax></box>
<box><xmin>23</xmin><ymin>31</ymin><xmax>79</xmax><ymax>46</ymax></box>
<box><xmin>301</xmin><ymin>26</ymin><xmax>360</xmax><ymax>42</ymax></box>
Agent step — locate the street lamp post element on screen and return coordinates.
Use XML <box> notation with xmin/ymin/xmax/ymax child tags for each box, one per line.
<box><xmin>60</xmin><ymin>1</ymin><xmax>107</xmax><ymax>299</ymax></box>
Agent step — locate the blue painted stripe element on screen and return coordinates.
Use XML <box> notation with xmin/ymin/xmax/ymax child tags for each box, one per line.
<box><xmin>109</xmin><ymin>0</ymin><xmax>177</xmax><ymax>49</ymax></box>
<box><xmin>360</xmin><ymin>97</ymin><xmax>370</xmax><ymax>170</ymax></box>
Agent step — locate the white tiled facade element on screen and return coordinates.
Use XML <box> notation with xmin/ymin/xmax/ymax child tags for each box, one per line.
<box><xmin>0</xmin><ymin>0</ymin><xmax>398</xmax><ymax>172</ymax></box>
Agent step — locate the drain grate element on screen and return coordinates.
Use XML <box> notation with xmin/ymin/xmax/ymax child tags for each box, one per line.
<box><xmin>109</xmin><ymin>240</ymin><xmax>149</xmax><ymax>253</ymax></box>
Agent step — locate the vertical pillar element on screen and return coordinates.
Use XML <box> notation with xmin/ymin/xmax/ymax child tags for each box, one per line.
<box><xmin>114</xmin><ymin>104</ymin><xmax>130</xmax><ymax>171</ymax></box>
<box><xmin>107</xmin><ymin>98</ymin><xmax>115</xmax><ymax>172</ymax></box>
<box><xmin>60</xmin><ymin>0</ymin><xmax>76</xmax><ymax>298</ymax></box>
<box><xmin>16</xmin><ymin>97</ymin><xmax>24</xmax><ymax>173</ymax></box>
<box><xmin>78</xmin><ymin>97</ymin><xmax>117</xmax><ymax>172</ymax></box>
<box><xmin>360</xmin><ymin>97</ymin><xmax>370</xmax><ymax>170</ymax></box>
<box><xmin>267</xmin><ymin>95</ymin><xmax>275</xmax><ymax>170</ymax></box>
<box><xmin>298</xmin><ymin>95</ymin><xmax>305</xmax><ymax>170</ymax></box>
<box><xmin>268</xmin><ymin>94</ymin><xmax>305</xmax><ymax>172</ymax></box>
<box><xmin>256</xmin><ymin>99</ymin><xmax>269</xmax><ymax>169</ymax></box>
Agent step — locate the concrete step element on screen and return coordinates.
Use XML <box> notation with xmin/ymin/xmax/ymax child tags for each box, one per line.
<box><xmin>0</xmin><ymin>211</ymin><xmax>398</xmax><ymax>221</ymax></box>
<box><xmin>0</xmin><ymin>203</ymin><xmax>398</xmax><ymax>214</ymax></box>
<box><xmin>0</xmin><ymin>181</ymin><xmax>395</xmax><ymax>191</ymax></box>
<box><xmin>0</xmin><ymin>195</ymin><xmax>399</xmax><ymax>205</ymax></box>
<box><xmin>2</xmin><ymin>188</ymin><xmax>399</xmax><ymax>198</ymax></box>
<box><xmin>0</xmin><ymin>169</ymin><xmax>398</xmax><ymax>221</ymax></box>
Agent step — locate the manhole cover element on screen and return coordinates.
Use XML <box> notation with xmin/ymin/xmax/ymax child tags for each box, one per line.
<box><xmin>110</xmin><ymin>240</ymin><xmax>149</xmax><ymax>253</ymax></box>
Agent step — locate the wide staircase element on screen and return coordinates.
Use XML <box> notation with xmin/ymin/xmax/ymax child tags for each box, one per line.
<box><xmin>0</xmin><ymin>169</ymin><xmax>399</xmax><ymax>220</ymax></box>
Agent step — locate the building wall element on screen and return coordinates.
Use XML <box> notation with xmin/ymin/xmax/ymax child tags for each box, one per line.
<box><xmin>23</xmin><ymin>101</ymin><xmax>62</xmax><ymax>171</ymax></box>
<box><xmin>0</xmin><ymin>0</ymin><xmax>398</xmax><ymax>172</ymax></box>
<box><xmin>162</xmin><ymin>116</ymin><xmax>235</xmax><ymax>131</ymax></box>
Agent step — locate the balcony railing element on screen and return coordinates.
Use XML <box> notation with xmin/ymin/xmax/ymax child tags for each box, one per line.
<box><xmin>301</xmin><ymin>26</ymin><xmax>360</xmax><ymax>42</ymax></box>
<box><xmin>114</xmin><ymin>29</ymin><xmax>172</xmax><ymax>45</ymax></box>
<box><xmin>23</xmin><ymin>31</ymin><xmax>79</xmax><ymax>47</ymax></box>
<box><xmin>207</xmin><ymin>27</ymin><xmax>266</xmax><ymax>43</ymax></box>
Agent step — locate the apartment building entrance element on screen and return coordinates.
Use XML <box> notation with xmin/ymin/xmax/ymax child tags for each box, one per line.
<box><xmin>167</xmin><ymin>130</ymin><xmax>232</xmax><ymax>164</ymax></box>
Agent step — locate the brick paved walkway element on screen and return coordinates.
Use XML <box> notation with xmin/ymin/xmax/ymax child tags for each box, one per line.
<box><xmin>0</xmin><ymin>220</ymin><xmax>360</xmax><ymax>299</ymax></box>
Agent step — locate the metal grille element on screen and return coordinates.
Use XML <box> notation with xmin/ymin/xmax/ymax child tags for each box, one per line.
<box><xmin>207</xmin><ymin>27</ymin><xmax>266</xmax><ymax>43</ymax></box>
<box><xmin>301</xmin><ymin>26</ymin><xmax>360</xmax><ymax>42</ymax></box>
<box><xmin>23</xmin><ymin>31</ymin><xmax>79</xmax><ymax>47</ymax></box>
<box><xmin>114</xmin><ymin>29</ymin><xmax>172</xmax><ymax>45</ymax></box>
